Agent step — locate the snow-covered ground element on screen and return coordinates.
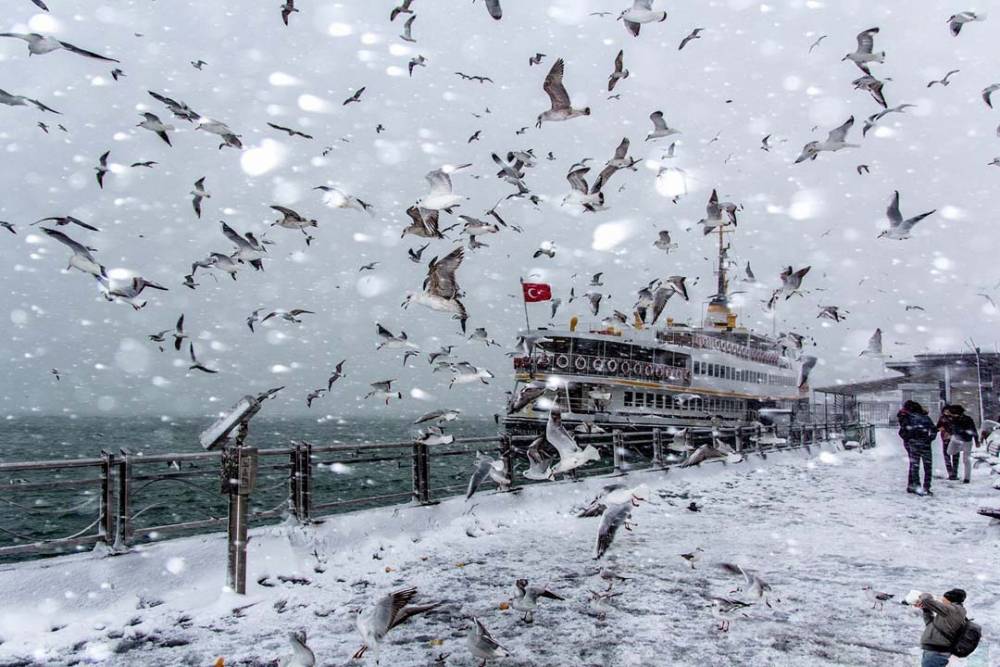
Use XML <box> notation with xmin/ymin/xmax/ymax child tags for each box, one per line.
<box><xmin>1</xmin><ymin>430</ymin><xmax>998</xmax><ymax>666</ymax></box>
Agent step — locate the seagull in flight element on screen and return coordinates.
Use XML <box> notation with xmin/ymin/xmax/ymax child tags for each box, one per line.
<box><xmin>267</xmin><ymin>122</ymin><xmax>313</xmax><ymax>139</ymax></box>
<box><xmin>795</xmin><ymin>116</ymin><xmax>857</xmax><ymax>163</ymax></box>
<box><xmin>862</xmin><ymin>104</ymin><xmax>915</xmax><ymax>136</ymax></box>
<box><xmin>607</xmin><ymin>50</ymin><xmax>629</xmax><ymax>91</ymax></box>
<box><xmin>417</xmin><ymin>165</ymin><xmax>470</xmax><ymax>211</ymax></box>
<box><xmin>39</xmin><ymin>227</ymin><xmax>105</xmax><ymax>278</ymax></box>
<box><xmin>807</xmin><ymin>35</ymin><xmax>827</xmax><ymax>53</ymax></box>
<box><xmin>97</xmin><ymin>275</ymin><xmax>168</xmax><ymax>310</ymax></box>
<box><xmin>191</xmin><ymin>178</ymin><xmax>209</xmax><ymax>218</ymax></box>
<box><xmin>842</xmin><ymin>27</ymin><xmax>884</xmax><ymax>75</ymax></box>
<box><xmin>403</xmin><ymin>246</ymin><xmax>469</xmax><ymax>333</ymax></box>
<box><xmin>646</xmin><ymin>110</ymin><xmax>680</xmax><ymax>140</ymax></box>
<box><xmin>620</xmin><ymin>0</ymin><xmax>668</xmax><ymax>37</ymax></box>
<box><xmin>948</xmin><ymin>11</ymin><xmax>985</xmax><ymax>36</ymax></box>
<box><xmin>94</xmin><ymin>151</ymin><xmax>110</xmax><ymax>189</ymax></box>
<box><xmin>0</xmin><ymin>32</ymin><xmax>119</xmax><ymax>61</ymax></box>
<box><xmin>342</xmin><ymin>87</ymin><xmax>366</xmax><ymax>105</ymax></box>
<box><xmin>536</xmin><ymin>58</ymin><xmax>590</xmax><ymax>127</ymax></box>
<box><xmin>353</xmin><ymin>587</ymin><xmax>442</xmax><ymax>663</ymax></box>
<box><xmin>927</xmin><ymin>69</ymin><xmax>959</xmax><ymax>88</ymax></box>
<box><xmin>0</xmin><ymin>88</ymin><xmax>60</xmax><ymax>113</ymax></box>
<box><xmin>390</xmin><ymin>0</ymin><xmax>414</xmax><ymax>21</ymax></box>
<box><xmin>879</xmin><ymin>191</ymin><xmax>935</xmax><ymax>240</ymax></box>
<box><xmin>137</xmin><ymin>113</ymin><xmax>173</xmax><ymax>145</ymax></box>
<box><xmin>678</xmin><ymin>28</ymin><xmax>704</xmax><ymax>50</ymax></box>
<box><xmin>327</xmin><ymin>360</ymin><xmax>346</xmax><ymax>389</ymax></box>
<box><xmin>188</xmin><ymin>343</ymin><xmax>218</xmax><ymax>374</ymax></box>
<box><xmin>280</xmin><ymin>0</ymin><xmax>299</xmax><ymax>26</ymax></box>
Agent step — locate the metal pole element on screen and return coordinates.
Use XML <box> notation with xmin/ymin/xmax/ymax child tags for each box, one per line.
<box><xmin>411</xmin><ymin>443</ymin><xmax>423</xmax><ymax>504</ymax></box>
<box><xmin>519</xmin><ymin>278</ymin><xmax>531</xmax><ymax>330</ymax></box>
<box><xmin>227</xmin><ymin>492</ymin><xmax>249</xmax><ymax>594</ymax></box>
<box><xmin>114</xmin><ymin>448</ymin><xmax>131</xmax><ymax>552</ymax></box>
<box><xmin>612</xmin><ymin>430</ymin><xmax>624</xmax><ymax>474</ymax></box>
<box><xmin>99</xmin><ymin>450</ymin><xmax>115</xmax><ymax>546</ymax></box>
<box><xmin>500</xmin><ymin>434</ymin><xmax>516</xmax><ymax>491</ymax></box>
<box><xmin>974</xmin><ymin>347</ymin><xmax>986</xmax><ymax>425</ymax></box>
<box><xmin>289</xmin><ymin>446</ymin><xmax>301</xmax><ymax>520</ymax></box>
<box><xmin>652</xmin><ymin>429</ymin><xmax>663</xmax><ymax>466</ymax></box>
<box><xmin>301</xmin><ymin>441</ymin><xmax>312</xmax><ymax>522</ymax></box>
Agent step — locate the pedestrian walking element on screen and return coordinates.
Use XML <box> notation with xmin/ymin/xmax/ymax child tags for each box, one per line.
<box><xmin>897</xmin><ymin>400</ymin><xmax>937</xmax><ymax>495</ymax></box>
<box><xmin>936</xmin><ymin>405</ymin><xmax>959</xmax><ymax>480</ymax></box>
<box><xmin>946</xmin><ymin>405</ymin><xmax>980</xmax><ymax>484</ymax></box>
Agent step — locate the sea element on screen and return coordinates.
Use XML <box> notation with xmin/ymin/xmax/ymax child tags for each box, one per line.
<box><xmin>0</xmin><ymin>415</ymin><xmax>501</xmax><ymax>561</ymax></box>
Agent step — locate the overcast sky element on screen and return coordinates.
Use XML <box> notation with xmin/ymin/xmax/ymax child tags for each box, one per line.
<box><xmin>0</xmin><ymin>0</ymin><xmax>997</xmax><ymax>418</ymax></box>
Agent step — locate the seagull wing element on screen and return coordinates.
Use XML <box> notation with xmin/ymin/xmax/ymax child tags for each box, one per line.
<box><xmin>649</xmin><ymin>111</ymin><xmax>668</xmax><ymax>132</ymax></box>
<box><xmin>39</xmin><ymin>227</ymin><xmax>94</xmax><ymax>257</ymax></box>
<box><xmin>424</xmin><ymin>168</ymin><xmax>453</xmax><ymax>196</ymax></box>
<box><xmin>542</xmin><ymin>58</ymin><xmax>571</xmax><ymax>111</ymax></box>
<box><xmin>484</xmin><ymin>0</ymin><xmax>502</xmax><ymax>20</ymax></box>
<box><xmin>595</xmin><ymin>502</ymin><xmax>630</xmax><ymax>559</ymax></box>
<box><xmin>855</xmin><ymin>27</ymin><xmax>879</xmax><ymax>54</ymax></box>
<box><xmin>426</xmin><ymin>246</ymin><xmax>463</xmax><ymax>299</ymax></box>
<box><xmin>58</xmin><ymin>39</ymin><xmax>119</xmax><ymax>62</ymax></box>
<box><xmin>886</xmin><ymin>191</ymin><xmax>902</xmax><ymax>226</ymax></box>
<box><xmin>826</xmin><ymin>116</ymin><xmax>854</xmax><ymax>143</ymax></box>
<box><xmin>546</xmin><ymin>410</ymin><xmax>581</xmax><ymax>459</ymax></box>
<box><xmin>221</xmin><ymin>221</ymin><xmax>251</xmax><ymax>249</ymax></box>
<box><xmin>566</xmin><ymin>166</ymin><xmax>590</xmax><ymax>194</ymax></box>
<box><xmin>591</xmin><ymin>164</ymin><xmax>618</xmax><ymax>194</ymax></box>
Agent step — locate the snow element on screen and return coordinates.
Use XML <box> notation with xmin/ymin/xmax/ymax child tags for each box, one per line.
<box><xmin>0</xmin><ymin>431</ymin><xmax>997</xmax><ymax>666</ymax></box>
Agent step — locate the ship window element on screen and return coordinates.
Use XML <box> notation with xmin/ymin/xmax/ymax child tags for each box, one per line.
<box><xmin>726</xmin><ymin>367</ymin><xmax>734</xmax><ymax>380</ymax></box>
<box><xmin>631</xmin><ymin>346</ymin><xmax>654</xmax><ymax>363</ymax></box>
<box><xmin>573</xmin><ymin>339</ymin><xmax>603</xmax><ymax>357</ymax></box>
<box><xmin>645</xmin><ymin>394</ymin><xmax>656</xmax><ymax>408</ymax></box>
<box><xmin>655</xmin><ymin>394</ymin><xmax>665</xmax><ymax>409</ymax></box>
<box><xmin>624</xmin><ymin>391</ymin><xmax>633</xmax><ymax>407</ymax></box>
<box><xmin>539</xmin><ymin>337</ymin><xmax>571</xmax><ymax>354</ymax></box>
<box><xmin>605</xmin><ymin>342</ymin><xmax>629</xmax><ymax>360</ymax></box>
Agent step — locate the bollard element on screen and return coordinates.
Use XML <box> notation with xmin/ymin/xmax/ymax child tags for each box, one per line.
<box><xmin>612</xmin><ymin>430</ymin><xmax>624</xmax><ymax>474</ymax></box>
<box><xmin>652</xmin><ymin>429</ymin><xmax>663</xmax><ymax>467</ymax></box>
<box><xmin>114</xmin><ymin>448</ymin><xmax>132</xmax><ymax>552</ymax></box>
<box><xmin>222</xmin><ymin>443</ymin><xmax>257</xmax><ymax>595</ymax></box>
<box><xmin>500</xmin><ymin>434</ymin><xmax>516</xmax><ymax>491</ymax></box>
<box><xmin>99</xmin><ymin>450</ymin><xmax>115</xmax><ymax>546</ymax></box>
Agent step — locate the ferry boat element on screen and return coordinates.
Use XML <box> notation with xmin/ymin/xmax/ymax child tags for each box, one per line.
<box><xmin>504</xmin><ymin>227</ymin><xmax>816</xmax><ymax>436</ymax></box>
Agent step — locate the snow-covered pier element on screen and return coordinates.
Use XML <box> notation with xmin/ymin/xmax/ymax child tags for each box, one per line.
<box><xmin>1</xmin><ymin>431</ymin><xmax>997</xmax><ymax>666</ymax></box>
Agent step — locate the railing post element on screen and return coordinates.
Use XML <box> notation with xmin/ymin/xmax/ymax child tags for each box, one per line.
<box><xmin>500</xmin><ymin>434</ymin><xmax>516</xmax><ymax>491</ymax></box>
<box><xmin>99</xmin><ymin>450</ymin><xmax>115</xmax><ymax>547</ymax></box>
<box><xmin>812</xmin><ymin>425</ymin><xmax>818</xmax><ymax>444</ymax></box>
<box><xmin>300</xmin><ymin>441</ymin><xmax>312</xmax><ymax>522</ymax></box>
<box><xmin>652</xmin><ymin>429</ymin><xmax>663</xmax><ymax>466</ymax></box>
<box><xmin>612</xmin><ymin>430</ymin><xmax>624</xmax><ymax>474</ymax></box>
<box><xmin>289</xmin><ymin>446</ymin><xmax>301</xmax><ymax>520</ymax></box>
<box><xmin>411</xmin><ymin>441</ymin><xmax>430</xmax><ymax>504</ymax></box>
<box><xmin>114</xmin><ymin>448</ymin><xmax>132</xmax><ymax>552</ymax></box>
<box><xmin>222</xmin><ymin>443</ymin><xmax>257</xmax><ymax>595</ymax></box>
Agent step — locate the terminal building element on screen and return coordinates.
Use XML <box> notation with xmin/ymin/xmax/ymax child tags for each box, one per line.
<box><xmin>814</xmin><ymin>352</ymin><xmax>1000</xmax><ymax>426</ymax></box>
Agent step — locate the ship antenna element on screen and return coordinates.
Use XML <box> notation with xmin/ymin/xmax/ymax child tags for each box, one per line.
<box><xmin>716</xmin><ymin>224</ymin><xmax>727</xmax><ymax>304</ymax></box>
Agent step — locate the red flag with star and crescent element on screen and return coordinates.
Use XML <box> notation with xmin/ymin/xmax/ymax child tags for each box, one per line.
<box><xmin>522</xmin><ymin>282</ymin><xmax>552</xmax><ymax>303</ymax></box>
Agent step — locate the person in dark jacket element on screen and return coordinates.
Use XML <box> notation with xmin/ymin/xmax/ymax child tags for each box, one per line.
<box><xmin>946</xmin><ymin>405</ymin><xmax>980</xmax><ymax>484</ymax></box>
<box><xmin>936</xmin><ymin>406</ymin><xmax>959</xmax><ymax>480</ymax></box>
<box><xmin>898</xmin><ymin>400</ymin><xmax>937</xmax><ymax>495</ymax></box>
<box><xmin>916</xmin><ymin>589</ymin><xmax>967</xmax><ymax>667</ymax></box>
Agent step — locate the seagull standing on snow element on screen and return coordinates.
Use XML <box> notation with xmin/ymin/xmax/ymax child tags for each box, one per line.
<box><xmin>466</xmin><ymin>453</ymin><xmax>510</xmax><ymax>499</ymax></box>
<box><xmin>620</xmin><ymin>0</ymin><xmax>667</xmax><ymax>37</ymax></box>
<box><xmin>353</xmin><ymin>588</ymin><xmax>442</xmax><ymax>663</ymax></box>
<box><xmin>879</xmin><ymin>191</ymin><xmax>935</xmax><ymax>239</ymax></box>
<box><xmin>467</xmin><ymin>617</ymin><xmax>509</xmax><ymax>667</ymax></box>
<box><xmin>512</xmin><ymin>579</ymin><xmax>564</xmax><ymax>623</ymax></box>
<box><xmin>795</xmin><ymin>116</ymin><xmax>858</xmax><ymax>163</ymax></box>
<box><xmin>277</xmin><ymin>630</ymin><xmax>314</xmax><ymax>667</ymax></box>
<box><xmin>536</xmin><ymin>58</ymin><xmax>590</xmax><ymax>127</ymax></box>
<box><xmin>402</xmin><ymin>246</ymin><xmax>469</xmax><ymax>333</ymax></box>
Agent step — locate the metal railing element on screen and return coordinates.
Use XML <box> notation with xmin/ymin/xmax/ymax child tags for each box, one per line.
<box><xmin>0</xmin><ymin>421</ymin><xmax>875</xmax><ymax>563</ymax></box>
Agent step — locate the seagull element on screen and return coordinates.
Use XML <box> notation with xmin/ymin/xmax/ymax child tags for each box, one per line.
<box><xmin>414</xmin><ymin>408</ymin><xmax>460</xmax><ymax>425</ymax></box>
<box><xmin>33</xmin><ymin>215</ymin><xmax>99</xmax><ymax>232</ymax></box>
<box><xmin>780</xmin><ymin>265</ymin><xmax>811</xmax><ymax>298</ymax></box>
<box><xmin>707</xmin><ymin>596</ymin><xmax>751</xmax><ymax>632</ymax></box>
<box><xmin>171</xmin><ymin>314</ymin><xmax>187</xmax><ymax>350</ymax></box>
<box><xmin>653</xmin><ymin>230</ymin><xmax>677</xmax><ymax>253</ymax></box>
<box><xmin>620</xmin><ymin>0</ymin><xmax>668</xmax><ymax>37</ymax></box>
<box><xmin>563</xmin><ymin>165</ymin><xmax>605</xmax><ymax>212</ymax></box>
<box><xmin>698</xmin><ymin>189</ymin><xmax>730</xmax><ymax>233</ymax></box>
<box><xmin>808</xmin><ymin>35</ymin><xmax>827</xmax><ymax>52</ymax></box>
<box><xmin>862</xmin><ymin>104</ymin><xmax>915</xmax><ymax>136</ymax></box>
<box><xmin>743</xmin><ymin>262</ymin><xmax>756</xmax><ymax>282</ymax></box>
<box><xmin>189</xmin><ymin>177</ymin><xmax>209</xmax><ymax>218</ymax></box>
<box><xmin>0</xmin><ymin>221</ymin><xmax>15</xmax><ymax>234</ymax></box>
<box><xmin>148</xmin><ymin>91</ymin><xmax>200</xmax><ymax>123</ymax></box>
<box><xmin>680</xmin><ymin>548</ymin><xmax>703</xmax><ymax>570</ymax></box>
<box><xmin>481</xmin><ymin>0</ymin><xmax>502</xmax><ymax>20</ymax></box>
<box><xmin>0</xmin><ymin>33</ymin><xmax>118</xmax><ymax>61</ymax></box>
<box><xmin>0</xmin><ymin>88</ymin><xmax>59</xmax><ymax>113</ymax></box>
<box><xmin>39</xmin><ymin>227</ymin><xmax>105</xmax><ymax>278</ymax></box>
<box><xmin>455</xmin><ymin>72</ymin><xmax>493</xmax><ymax>83</ymax></box>
<box><xmin>857</xmin><ymin>164</ymin><xmax>870</xmax><ymax>175</ymax></box>
<box><xmin>469</xmin><ymin>327</ymin><xmax>500</xmax><ymax>347</ymax></box>
<box><xmin>188</xmin><ymin>343</ymin><xmax>218</xmax><ymax>374</ymax></box>
<box><xmin>678</xmin><ymin>28</ymin><xmax>703</xmax><ymax>50</ymax></box>
<box><xmin>314</xmin><ymin>185</ymin><xmax>373</xmax><ymax>215</ymax></box>
<box><xmin>390</xmin><ymin>0</ymin><xmax>414</xmax><ymax>21</ymax></box>
<box><xmin>595</xmin><ymin>499</ymin><xmax>637</xmax><ymax>559</ymax></box>
<box><xmin>359</xmin><ymin>262</ymin><xmax>379</xmax><ymax>272</ymax></box>
<box><xmin>50</xmin><ymin>368</ymin><xmax>60</xmax><ymax>381</ymax></box>
<box><xmin>817</xmin><ymin>305</ymin><xmax>846</xmax><ymax>322</ymax></box>
<box><xmin>263</xmin><ymin>308</ymin><xmax>315</xmax><ymax>325</ymax></box>
<box><xmin>927</xmin><ymin>69</ymin><xmax>959</xmax><ymax>88</ymax></box>
<box><xmin>466</xmin><ymin>453</ymin><xmax>510</xmax><ymax>499</ymax></box>
<box><xmin>364</xmin><ymin>379</ymin><xmax>403</xmax><ymax>405</ymax></box>
<box><xmin>523</xmin><ymin>436</ymin><xmax>555</xmax><ymax>480</ymax></box>
<box><xmin>353</xmin><ymin>588</ymin><xmax>443</xmax><ymax>663</ymax></box>
<box><xmin>279</xmin><ymin>0</ymin><xmax>298</xmax><ymax>26</ymax></box>
<box><xmin>448</xmin><ymin>362</ymin><xmax>493</xmax><ymax>388</ymax></box>
<box><xmin>28</xmin><ymin>0</ymin><xmax>49</xmax><ymax>10</ymax></box>
<box><xmin>536</xmin><ymin>58</ymin><xmax>590</xmax><ymax>127</ymax></box>
<box><xmin>96</xmin><ymin>275</ymin><xmax>168</xmax><ymax>310</ymax></box>
<box><xmin>852</xmin><ymin>74</ymin><xmax>887</xmax><ymax>108</ymax></box>
<box><xmin>277</xmin><ymin>630</ymin><xmax>314</xmax><ymax>667</ymax></box>
<box><xmin>795</xmin><ymin>116</ymin><xmax>857</xmax><ymax>163</ymax></box>
<box><xmin>842</xmin><ymin>27</ymin><xmax>884</xmax><ymax>75</ymax></box>
<box><xmin>191</xmin><ymin>253</ymin><xmax>239</xmax><ymax>281</ymax></box>
<box><xmin>403</xmin><ymin>246</ymin><xmax>469</xmax><ymax>332</ymax></box>
<box><xmin>327</xmin><ymin>360</ymin><xmax>346</xmax><ymax>389</ymax></box>
<box><xmin>93</xmin><ymin>151</ymin><xmax>111</xmax><ymax>189</ymax></box>
<box><xmin>137</xmin><ymin>112</ymin><xmax>173</xmax><ymax>146</ymax></box>
<box><xmin>271</xmin><ymin>205</ymin><xmax>318</xmax><ymax>232</ymax></box>
<box><xmin>646</xmin><ymin>110</ymin><xmax>680</xmax><ymax>141</ymax></box>
<box><xmin>147</xmin><ymin>328</ymin><xmax>171</xmax><ymax>351</ymax></box>
<box><xmin>860</xmin><ymin>328</ymin><xmax>883</xmax><ymax>356</ymax></box>
<box><xmin>408</xmin><ymin>55</ymin><xmax>426</xmax><ymax>76</ymax></box>
<box><xmin>417</xmin><ymin>165</ymin><xmax>470</xmax><ymax>211</ymax></box>
<box><xmin>547</xmin><ymin>407</ymin><xmax>601</xmax><ymax>475</ymax></box>
<box><xmin>376</xmin><ymin>323</ymin><xmax>417</xmax><ymax>350</ymax></box>
<box><xmin>400</xmin><ymin>15</ymin><xmax>417</xmax><ymax>42</ymax></box>
<box><xmin>681</xmin><ymin>438</ymin><xmax>740</xmax><ymax>467</ymax></box>
<box><xmin>267</xmin><ymin>122</ymin><xmax>312</xmax><ymax>139</ymax></box>
<box><xmin>719</xmin><ymin>563</ymin><xmax>773</xmax><ymax>606</ymax></box>
<box><xmin>583</xmin><ymin>291</ymin><xmax>603</xmax><ymax>315</ymax></box>
<box><xmin>529</xmin><ymin>52</ymin><xmax>545</xmax><ymax>66</ymax></box>
<box><xmin>221</xmin><ymin>222</ymin><xmax>267</xmax><ymax>270</ymax></box>
<box><xmin>760</xmin><ymin>134</ymin><xmax>772</xmax><ymax>151</ymax></box>
<box><xmin>879</xmin><ymin>191</ymin><xmax>935</xmax><ymax>240</ymax></box>
<box><xmin>305</xmin><ymin>389</ymin><xmax>326</xmax><ymax>408</ymax></box>
<box><xmin>408</xmin><ymin>243</ymin><xmax>429</xmax><ymax>263</ymax></box>
<box><xmin>342</xmin><ymin>87</ymin><xmax>366</xmax><ymax>105</ymax></box>
<box><xmin>984</xmin><ymin>84</ymin><xmax>1000</xmax><ymax>109</ymax></box>
<box><xmin>196</xmin><ymin>117</ymin><xmax>243</xmax><ymax>149</ymax></box>
<box><xmin>607</xmin><ymin>50</ymin><xmax>629</xmax><ymax>91</ymax></box>
<box><xmin>512</xmin><ymin>579</ymin><xmax>564</xmax><ymax>623</ymax></box>
<box><xmin>190</xmin><ymin>59</ymin><xmax>207</xmax><ymax>70</ymax></box>
<box><xmin>130</xmin><ymin>160</ymin><xmax>156</xmax><ymax>168</ymax></box>
<box><xmin>948</xmin><ymin>11</ymin><xmax>985</xmax><ymax>36</ymax></box>
<box><xmin>577</xmin><ymin>483</ymin><xmax>641</xmax><ymax>517</ymax></box>
<box><xmin>467</xmin><ymin>617</ymin><xmax>509</xmax><ymax>667</ymax></box>
<box><xmin>402</xmin><ymin>206</ymin><xmax>446</xmax><ymax>239</ymax></box>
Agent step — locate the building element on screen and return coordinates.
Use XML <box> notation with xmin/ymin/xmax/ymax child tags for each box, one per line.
<box><xmin>814</xmin><ymin>352</ymin><xmax>1000</xmax><ymax>425</ymax></box>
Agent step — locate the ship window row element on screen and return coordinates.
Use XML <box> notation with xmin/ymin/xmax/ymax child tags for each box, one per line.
<box><xmin>623</xmin><ymin>391</ymin><xmax>745</xmax><ymax>414</ymax></box>
<box><xmin>691</xmin><ymin>361</ymin><xmax>795</xmax><ymax>386</ymax></box>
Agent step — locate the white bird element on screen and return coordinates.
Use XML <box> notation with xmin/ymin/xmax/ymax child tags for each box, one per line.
<box><xmin>842</xmin><ymin>27</ymin><xmax>884</xmax><ymax>75</ymax></box>
<box><xmin>417</xmin><ymin>165</ymin><xmax>470</xmax><ymax>211</ymax></box>
<box><xmin>512</xmin><ymin>579</ymin><xmax>564</xmax><ymax>623</ymax></box>
<box><xmin>645</xmin><ymin>110</ymin><xmax>680</xmax><ymax>141</ymax></box>
<box><xmin>795</xmin><ymin>116</ymin><xmax>858</xmax><ymax>163</ymax></box>
<box><xmin>96</xmin><ymin>275</ymin><xmax>168</xmax><ymax>310</ymax></box>
<box><xmin>353</xmin><ymin>588</ymin><xmax>442</xmax><ymax>663</ymax></box>
<box><xmin>779</xmin><ymin>265</ymin><xmax>811</xmax><ymax>298</ymax></box>
<box><xmin>719</xmin><ymin>563</ymin><xmax>773</xmax><ymax>606</ymax></box>
<box><xmin>39</xmin><ymin>227</ymin><xmax>105</xmax><ymax>278</ymax></box>
<box><xmin>879</xmin><ymin>190</ymin><xmax>935</xmax><ymax>240</ymax></box>
<box><xmin>583</xmin><ymin>291</ymin><xmax>603</xmax><ymax>316</ymax></box>
<box><xmin>416</xmin><ymin>425</ymin><xmax>454</xmax><ymax>446</ymax></box>
<box><xmin>595</xmin><ymin>499</ymin><xmax>637</xmax><ymax>559</ymax></box>
<box><xmin>523</xmin><ymin>436</ymin><xmax>555</xmax><ymax>481</ymax></box>
<box><xmin>402</xmin><ymin>246</ymin><xmax>469</xmax><ymax>333</ymax></box>
<box><xmin>448</xmin><ymin>362</ymin><xmax>494</xmax><ymax>388</ymax></box>
<box><xmin>563</xmin><ymin>165</ymin><xmax>605</xmax><ymax>212</ymax></box>
<box><xmin>607</xmin><ymin>50</ymin><xmax>629</xmax><ymax>91</ymax></box>
<box><xmin>314</xmin><ymin>185</ymin><xmax>373</xmax><ymax>214</ymax></box>
<box><xmin>578</xmin><ymin>484</ymin><xmax>648</xmax><ymax>518</ymax></box>
<box><xmin>196</xmin><ymin>117</ymin><xmax>242</xmax><ymax>149</ymax></box>
<box><xmin>278</xmin><ymin>631</ymin><xmax>315</xmax><ymax>667</ymax></box>
<box><xmin>852</xmin><ymin>74</ymin><xmax>887</xmax><ymax>109</ymax></box>
<box><xmin>402</xmin><ymin>206</ymin><xmax>446</xmax><ymax>239</ymax></box>
<box><xmin>546</xmin><ymin>408</ymin><xmax>601</xmax><ymax>475</ymax></box>
<box><xmin>137</xmin><ymin>112</ymin><xmax>174</xmax><ymax>146</ymax></box>
<box><xmin>653</xmin><ymin>230</ymin><xmax>677</xmax><ymax>253</ymax></box>
<box><xmin>190</xmin><ymin>177</ymin><xmax>209</xmax><ymax>218</ymax></box>
<box><xmin>862</xmin><ymin>104</ymin><xmax>915</xmax><ymax>136</ymax></box>
<box><xmin>707</xmin><ymin>596</ymin><xmax>751</xmax><ymax>632</ymax></box>
<box><xmin>620</xmin><ymin>0</ymin><xmax>667</xmax><ymax>37</ymax></box>
<box><xmin>467</xmin><ymin>617</ymin><xmax>510</xmax><ymax>667</ymax></box>
<box><xmin>466</xmin><ymin>453</ymin><xmax>510</xmax><ymax>499</ymax></box>
<box><xmin>0</xmin><ymin>32</ymin><xmax>118</xmax><ymax>61</ymax></box>
<box><xmin>270</xmin><ymin>205</ymin><xmax>318</xmax><ymax>236</ymax></box>
<box><xmin>221</xmin><ymin>221</ymin><xmax>267</xmax><ymax>270</ymax></box>
<box><xmin>860</xmin><ymin>328</ymin><xmax>883</xmax><ymax>357</ymax></box>
<box><xmin>0</xmin><ymin>88</ymin><xmax>59</xmax><ymax>113</ymax></box>
<box><xmin>681</xmin><ymin>438</ymin><xmax>741</xmax><ymax>467</ymax></box>
<box><xmin>376</xmin><ymin>323</ymin><xmax>417</xmax><ymax>350</ymax></box>
<box><xmin>948</xmin><ymin>11</ymin><xmax>985</xmax><ymax>36</ymax></box>
<box><xmin>536</xmin><ymin>58</ymin><xmax>590</xmax><ymax>127</ymax></box>
<box><xmin>364</xmin><ymin>379</ymin><xmax>403</xmax><ymax>405</ymax></box>
<box><xmin>414</xmin><ymin>408</ymin><xmax>461</xmax><ymax>425</ymax></box>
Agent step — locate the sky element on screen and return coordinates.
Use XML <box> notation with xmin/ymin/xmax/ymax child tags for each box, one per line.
<box><xmin>0</xmin><ymin>0</ymin><xmax>998</xmax><ymax>418</ymax></box>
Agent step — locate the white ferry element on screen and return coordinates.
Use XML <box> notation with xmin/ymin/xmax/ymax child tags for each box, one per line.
<box><xmin>504</xmin><ymin>228</ymin><xmax>815</xmax><ymax>435</ymax></box>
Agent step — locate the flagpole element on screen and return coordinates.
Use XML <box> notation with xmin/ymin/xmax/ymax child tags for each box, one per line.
<box><xmin>519</xmin><ymin>277</ymin><xmax>531</xmax><ymax>330</ymax></box>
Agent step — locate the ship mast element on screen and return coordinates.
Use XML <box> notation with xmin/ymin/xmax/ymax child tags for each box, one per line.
<box><xmin>704</xmin><ymin>223</ymin><xmax>735</xmax><ymax>330</ymax></box>
<box><xmin>715</xmin><ymin>223</ymin><xmax>728</xmax><ymax>306</ymax></box>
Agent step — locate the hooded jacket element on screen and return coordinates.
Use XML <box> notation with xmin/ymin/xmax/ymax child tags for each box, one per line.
<box><xmin>919</xmin><ymin>594</ymin><xmax>966</xmax><ymax>652</ymax></box>
<box><xmin>898</xmin><ymin>409</ymin><xmax>936</xmax><ymax>445</ymax></box>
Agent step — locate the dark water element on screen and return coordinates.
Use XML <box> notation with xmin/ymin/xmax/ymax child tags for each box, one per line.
<box><xmin>0</xmin><ymin>416</ymin><xmax>503</xmax><ymax>560</ymax></box>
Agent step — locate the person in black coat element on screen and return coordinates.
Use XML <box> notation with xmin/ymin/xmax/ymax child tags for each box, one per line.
<box><xmin>897</xmin><ymin>400</ymin><xmax>937</xmax><ymax>495</ymax></box>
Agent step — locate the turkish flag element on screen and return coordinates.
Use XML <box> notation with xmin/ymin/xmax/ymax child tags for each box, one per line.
<box><xmin>522</xmin><ymin>282</ymin><xmax>552</xmax><ymax>303</ymax></box>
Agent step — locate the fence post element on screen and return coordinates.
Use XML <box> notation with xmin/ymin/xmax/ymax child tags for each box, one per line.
<box><xmin>289</xmin><ymin>446</ymin><xmax>301</xmax><ymax>520</ymax></box>
<box><xmin>113</xmin><ymin>448</ymin><xmax>132</xmax><ymax>552</ymax></box>
<box><xmin>300</xmin><ymin>441</ymin><xmax>312</xmax><ymax>522</ymax></box>
<box><xmin>612</xmin><ymin>430</ymin><xmax>624</xmax><ymax>474</ymax></box>
<box><xmin>99</xmin><ymin>450</ymin><xmax>115</xmax><ymax>546</ymax></box>
<box><xmin>734</xmin><ymin>429</ymin><xmax>743</xmax><ymax>453</ymax></box>
<box><xmin>222</xmin><ymin>444</ymin><xmax>257</xmax><ymax>595</ymax></box>
<box><xmin>411</xmin><ymin>442</ymin><xmax>430</xmax><ymax>504</ymax></box>
<box><xmin>652</xmin><ymin>429</ymin><xmax>663</xmax><ymax>467</ymax></box>
<box><xmin>812</xmin><ymin>425</ymin><xmax>818</xmax><ymax>445</ymax></box>
<box><xmin>500</xmin><ymin>434</ymin><xmax>516</xmax><ymax>491</ymax></box>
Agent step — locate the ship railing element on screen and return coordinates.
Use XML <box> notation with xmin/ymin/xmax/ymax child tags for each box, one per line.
<box><xmin>0</xmin><ymin>422</ymin><xmax>875</xmax><ymax>562</ymax></box>
<box><xmin>513</xmin><ymin>352</ymin><xmax>692</xmax><ymax>385</ymax></box>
